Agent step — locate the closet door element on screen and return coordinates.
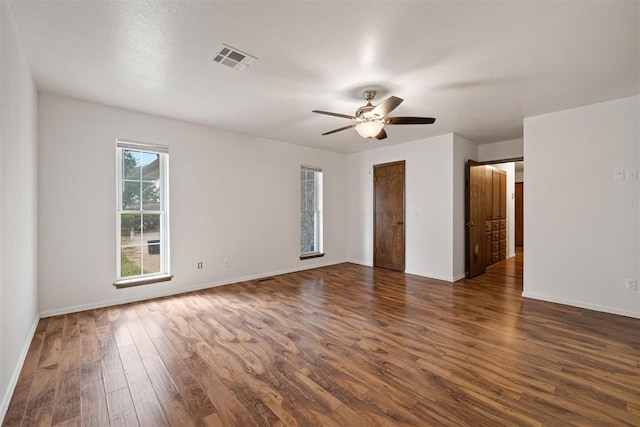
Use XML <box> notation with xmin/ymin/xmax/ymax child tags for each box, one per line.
<box><xmin>499</xmin><ymin>170</ymin><xmax>507</xmax><ymax>260</ymax></box>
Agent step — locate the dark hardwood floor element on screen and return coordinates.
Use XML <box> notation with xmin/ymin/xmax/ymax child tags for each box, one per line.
<box><xmin>4</xmin><ymin>250</ymin><xmax>640</xmax><ymax>426</ymax></box>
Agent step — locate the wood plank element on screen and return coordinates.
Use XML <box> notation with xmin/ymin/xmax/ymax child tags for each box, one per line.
<box><xmin>79</xmin><ymin>379</ymin><xmax>109</xmax><ymax>426</ymax></box>
<box><xmin>105</xmin><ymin>387</ymin><xmax>138</xmax><ymax>427</ymax></box>
<box><xmin>78</xmin><ymin>311</ymin><xmax>100</xmax><ymax>365</ymax></box>
<box><xmin>52</xmin><ymin>415</ymin><xmax>81</xmax><ymax>427</ymax></box>
<box><xmin>38</xmin><ymin>316</ymin><xmax>64</xmax><ymax>368</ymax></box>
<box><xmin>51</xmin><ymin>367</ymin><xmax>81</xmax><ymax>425</ymax></box>
<box><xmin>118</xmin><ymin>343</ymin><xmax>169</xmax><ymax>427</ymax></box>
<box><xmin>182</xmin><ymin>352</ymin><xmax>257</xmax><ymax>427</ymax></box>
<box><xmin>148</xmin><ymin>334</ymin><xmax>216</xmax><ymax>421</ymax></box>
<box><xmin>58</xmin><ymin>314</ymin><xmax>80</xmax><ymax>371</ymax></box>
<box><xmin>98</xmin><ymin>334</ymin><xmax>128</xmax><ymax>393</ymax></box>
<box><xmin>21</xmin><ymin>366</ymin><xmax>57</xmax><ymax>426</ymax></box>
<box><xmin>141</xmin><ymin>355</ymin><xmax>198</xmax><ymax>427</ymax></box>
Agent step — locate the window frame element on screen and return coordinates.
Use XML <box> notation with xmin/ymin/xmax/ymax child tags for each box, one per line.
<box><xmin>115</xmin><ymin>139</ymin><xmax>171</xmax><ymax>287</ymax></box>
<box><xmin>300</xmin><ymin>165</ymin><xmax>324</xmax><ymax>259</ymax></box>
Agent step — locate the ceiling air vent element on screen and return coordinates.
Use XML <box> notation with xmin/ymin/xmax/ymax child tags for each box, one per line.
<box><xmin>212</xmin><ymin>44</ymin><xmax>258</xmax><ymax>71</ymax></box>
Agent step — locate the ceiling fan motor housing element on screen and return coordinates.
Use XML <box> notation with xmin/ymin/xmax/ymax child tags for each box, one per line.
<box><xmin>357</xmin><ymin>90</ymin><xmax>379</xmax><ymax>119</ymax></box>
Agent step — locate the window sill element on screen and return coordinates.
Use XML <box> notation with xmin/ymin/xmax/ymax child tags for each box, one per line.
<box><xmin>114</xmin><ymin>274</ymin><xmax>173</xmax><ymax>289</ymax></box>
<box><xmin>300</xmin><ymin>253</ymin><xmax>325</xmax><ymax>260</ymax></box>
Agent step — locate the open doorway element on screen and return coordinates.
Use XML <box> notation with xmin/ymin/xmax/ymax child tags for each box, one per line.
<box><xmin>466</xmin><ymin>157</ymin><xmax>524</xmax><ymax>279</ymax></box>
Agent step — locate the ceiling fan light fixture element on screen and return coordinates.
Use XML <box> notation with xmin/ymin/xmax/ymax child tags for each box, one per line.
<box><xmin>355</xmin><ymin>121</ymin><xmax>384</xmax><ymax>139</ymax></box>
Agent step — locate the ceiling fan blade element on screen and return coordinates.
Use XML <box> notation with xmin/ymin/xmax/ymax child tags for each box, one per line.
<box><xmin>371</xmin><ymin>96</ymin><xmax>403</xmax><ymax>117</ymax></box>
<box><xmin>375</xmin><ymin>128</ymin><xmax>387</xmax><ymax>140</ymax></box>
<box><xmin>385</xmin><ymin>116</ymin><xmax>436</xmax><ymax>125</ymax></box>
<box><xmin>312</xmin><ymin>110</ymin><xmax>356</xmax><ymax>120</ymax></box>
<box><xmin>321</xmin><ymin>124</ymin><xmax>356</xmax><ymax>135</ymax></box>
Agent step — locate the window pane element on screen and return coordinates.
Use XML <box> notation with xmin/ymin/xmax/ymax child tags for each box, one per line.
<box><xmin>143</xmin><ymin>244</ymin><xmax>161</xmax><ymax>274</ymax></box>
<box><xmin>121</xmin><ymin>246</ymin><xmax>142</xmax><ymax>277</ymax></box>
<box><xmin>142</xmin><ymin>181</ymin><xmax>160</xmax><ymax>210</ymax></box>
<box><xmin>142</xmin><ymin>214</ymin><xmax>160</xmax><ymax>240</ymax></box>
<box><xmin>123</xmin><ymin>150</ymin><xmax>141</xmax><ymax>180</ymax></box>
<box><xmin>121</xmin><ymin>214</ymin><xmax>141</xmax><ymax>245</ymax></box>
<box><xmin>143</xmin><ymin>214</ymin><xmax>161</xmax><ymax>274</ymax></box>
<box><xmin>301</xmin><ymin>211</ymin><xmax>314</xmax><ymax>253</ymax></box>
<box><xmin>122</xmin><ymin>181</ymin><xmax>141</xmax><ymax>210</ymax></box>
<box><xmin>141</xmin><ymin>152</ymin><xmax>160</xmax><ymax>181</ymax></box>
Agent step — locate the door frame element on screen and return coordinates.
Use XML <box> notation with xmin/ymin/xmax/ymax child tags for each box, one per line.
<box><xmin>373</xmin><ymin>160</ymin><xmax>406</xmax><ymax>272</ymax></box>
<box><xmin>515</xmin><ymin>182</ymin><xmax>524</xmax><ymax>246</ymax></box>
<box><xmin>465</xmin><ymin>156</ymin><xmax>523</xmax><ymax>278</ymax></box>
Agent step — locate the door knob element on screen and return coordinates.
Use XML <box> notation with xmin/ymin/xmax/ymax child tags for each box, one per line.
<box><xmin>397</xmin><ymin>221</ymin><xmax>404</xmax><ymax>225</ymax></box>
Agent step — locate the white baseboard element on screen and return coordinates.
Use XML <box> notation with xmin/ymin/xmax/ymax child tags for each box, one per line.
<box><xmin>347</xmin><ymin>260</ymin><xmax>458</xmax><ymax>283</ymax></box>
<box><xmin>404</xmin><ymin>269</ymin><xmax>456</xmax><ymax>283</ymax></box>
<box><xmin>39</xmin><ymin>259</ymin><xmax>348</xmax><ymax>318</ymax></box>
<box><xmin>522</xmin><ymin>291</ymin><xmax>640</xmax><ymax>320</ymax></box>
<box><xmin>0</xmin><ymin>314</ymin><xmax>40</xmax><ymax>424</ymax></box>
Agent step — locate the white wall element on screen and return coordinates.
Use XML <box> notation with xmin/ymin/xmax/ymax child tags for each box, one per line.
<box><xmin>38</xmin><ymin>94</ymin><xmax>347</xmax><ymax>316</ymax></box>
<box><xmin>452</xmin><ymin>134</ymin><xmax>479</xmax><ymax>280</ymax></box>
<box><xmin>524</xmin><ymin>96</ymin><xmax>640</xmax><ymax>319</ymax></box>
<box><xmin>0</xmin><ymin>3</ymin><xmax>39</xmax><ymax>421</ymax></box>
<box><xmin>347</xmin><ymin>133</ymin><xmax>463</xmax><ymax>281</ymax></box>
<box><xmin>478</xmin><ymin>138</ymin><xmax>523</xmax><ymax>162</ymax></box>
<box><xmin>494</xmin><ymin>163</ymin><xmax>516</xmax><ymax>258</ymax></box>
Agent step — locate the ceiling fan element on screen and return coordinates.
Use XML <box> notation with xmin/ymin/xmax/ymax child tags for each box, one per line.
<box><xmin>312</xmin><ymin>90</ymin><xmax>435</xmax><ymax>140</ymax></box>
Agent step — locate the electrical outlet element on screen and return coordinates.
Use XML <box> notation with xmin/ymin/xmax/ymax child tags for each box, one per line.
<box><xmin>223</xmin><ymin>259</ymin><xmax>230</xmax><ymax>267</ymax></box>
<box><xmin>626</xmin><ymin>279</ymin><xmax>638</xmax><ymax>291</ymax></box>
<box><xmin>197</xmin><ymin>261</ymin><xmax>203</xmax><ymax>269</ymax></box>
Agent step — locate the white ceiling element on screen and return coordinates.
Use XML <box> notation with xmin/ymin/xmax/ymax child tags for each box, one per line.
<box><xmin>7</xmin><ymin>1</ymin><xmax>639</xmax><ymax>154</ymax></box>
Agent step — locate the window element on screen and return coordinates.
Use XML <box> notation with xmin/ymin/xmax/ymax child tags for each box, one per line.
<box><xmin>300</xmin><ymin>166</ymin><xmax>323</xmax><ymax>259</ymax></box>
<box><xmin>115</xmin><ymin>140</ymin><xmax>170</xmax><ymax>287</ymax></box>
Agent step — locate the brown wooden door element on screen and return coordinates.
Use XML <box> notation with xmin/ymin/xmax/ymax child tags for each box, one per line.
<box><xmin>466</xmin><ymin>160</ymin><xmax>486</xmax><ymax>277</ymax></box>
<box><xmin>374</xmin><ymin>161</ymin><xmax>405</xmax><ymax>271</ymax></box>
<box><xmin>515</xmin><ymin>182</ymin><xmax>524</xmax><ymax>246</ymax></box>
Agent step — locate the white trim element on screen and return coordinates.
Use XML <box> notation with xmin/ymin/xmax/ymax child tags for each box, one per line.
<box><xmin>116</xmin><ymin>145</ymin><xmax>170</xmax><ymax>280</ymax></box>
<box><xmin>39</xmin><ymin>259</ymin><xmax>348</xmax><ymax>318</ymax></box>
<box><xmin>522</xmin><ymin>291</ymin><xmax>640</xmax><ymax>320</ymax></box>
<box><xmin>405</xmin><ymin>269</ymin><xmax>457</xmax><ymax>282</ymax></box>
<box><xmin>116</xmin><ymin>138</ymin><xmax>169</xmax><ymax>154</ymax></box>
<box><xmin>300</xmin><ymin>165</ymin><xmax>322</xmax><ymax>173</ymax></box>
<box><xmin>0</xmin><ymin>315</ymin><xmax>40</xmax><ymax>424</ymax></box>
<box><xmin>300</xmin><ymin>166</ymin><xmax>323</xmax><ymax>255</ymax></box>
